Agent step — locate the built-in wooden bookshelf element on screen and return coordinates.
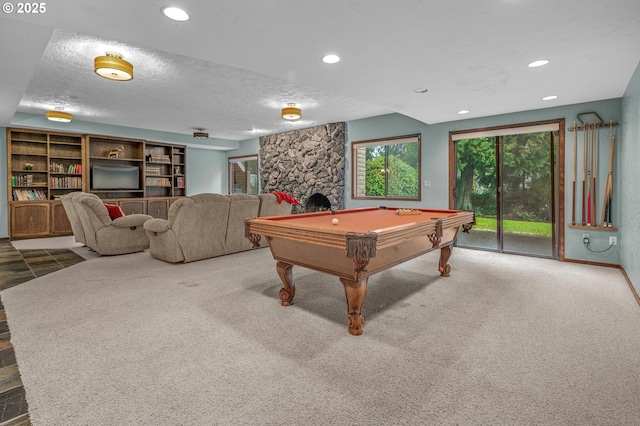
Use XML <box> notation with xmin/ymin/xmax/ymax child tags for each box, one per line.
<box><xmin>172</xmin><ymin>145</ymin><xmax>186</xmax><ymax>197</ymax></box>
<box><xmin>7</xmin><ymin>127</ymin><xmax>187</xmax><ymax>239</ymax></box>
<box><xmin>7</xmin><ymin>128</ymin><xmax>85</xmax><ymax>239</ymax></box>
<box><xmin>145</xmin><ymin>141</ymin><xmax>187</xmax><ymax>199</ymax></box>
<box><xmin>145</xmin><ymin>142</ymin><xmax>173</xmax><ymax>198</ymax></box>
<box><xmin>8</xmin><ymin>129</ymin><xmax>84</xmax><ymax>202</ymax></box>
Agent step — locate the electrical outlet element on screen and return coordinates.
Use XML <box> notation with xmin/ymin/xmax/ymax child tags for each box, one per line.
<box><xmin>609</xmin><ymin>236</ymin><xmax>617</xmax><ymax>246</ymax></box>
<box><xmin>423</xmin><ymin>180</ymin><xmax>431</xmax><ymax>188</ymax></box>
<box><xmin>582</xmin><ymin>233</ymin><xmax>590</xmax><ymax>245</ymax></box>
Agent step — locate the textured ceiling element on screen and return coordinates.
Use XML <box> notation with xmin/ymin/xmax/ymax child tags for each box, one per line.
<box><xmin>1</xmin><ymin>0</ymin><xmax>639</xmax><ymax>147</ymax></box>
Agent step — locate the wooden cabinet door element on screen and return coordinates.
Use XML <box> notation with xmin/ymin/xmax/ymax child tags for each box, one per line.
<box><xmin>147</xmin><ymin>199</ymin><xmax>170</xmax><ymax>219</ymax></box>
<box><xmin>51</xmin><ymin>201</ymin><xmax>72</xmax><ymax>235</ymax></box>
<box><xmin>10</xmin><ymin>203</ymin><xmax>50</xmax><ymax>239</ymax></box>
<box><xmin>118</xmin><ymin>199</ymin><xmax>146</xmax><ymax>215</ymax></box>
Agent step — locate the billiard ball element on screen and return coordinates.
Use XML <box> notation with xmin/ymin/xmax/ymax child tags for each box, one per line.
<box><xmin>332</xmin><ymin>218</ymin><xmax>339</xmax><ymax>225</ymax></box>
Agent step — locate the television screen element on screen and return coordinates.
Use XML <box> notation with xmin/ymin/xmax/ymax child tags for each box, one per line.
<box><xmin>91</xmin><ymin>165</ymin><xmax>140</xmax><ymax>190</ymax></box>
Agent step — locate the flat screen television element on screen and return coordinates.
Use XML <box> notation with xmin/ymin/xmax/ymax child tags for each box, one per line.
<box><xmin>91</xmin><ymin>165</ymin><xmax>140</xmax><ymax>190</ymax></box>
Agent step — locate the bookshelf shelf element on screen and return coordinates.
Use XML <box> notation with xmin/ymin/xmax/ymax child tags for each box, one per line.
<box><xmin>145</xmin><ymin>141</ymin><xmax>186</xmax><ymax>198</ymax></box>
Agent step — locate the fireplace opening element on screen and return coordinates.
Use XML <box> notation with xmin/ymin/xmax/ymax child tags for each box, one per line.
<box><xmin>305</xmin><ymin>193</ymin><xmax>332</xmax><ymax>212</ymax></box>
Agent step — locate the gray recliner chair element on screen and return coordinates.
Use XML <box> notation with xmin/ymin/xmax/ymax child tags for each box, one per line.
<box><xmin>61</xmin><ymin>192</ymin><xmax>88</xmax><ymax>245</ymax></box>
<box><xmin>73</xmin><ymin>192</ymin><xmax>153</xmax><ymax>255</ymax></box>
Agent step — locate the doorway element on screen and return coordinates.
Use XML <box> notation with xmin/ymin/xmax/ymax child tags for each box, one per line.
<box><xmin>450</xmin><ymin>121</ymin><xmax>562</xmax><ymax>259</ymax></box>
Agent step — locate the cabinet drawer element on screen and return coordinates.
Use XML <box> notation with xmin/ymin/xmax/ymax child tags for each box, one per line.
<box><xmin>147</xmin><ymin>199</ymin><xmax>170</xmax><ymax>219</ymax></box>
<box><xmin>118</xmin><ymin>199</ymin><xmax>146</xmax><ymax>215</ymax></box>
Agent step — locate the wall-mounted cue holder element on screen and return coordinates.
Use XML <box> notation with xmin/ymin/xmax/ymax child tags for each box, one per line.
<box><xmin>568</xmin><ymin>112</ymin><xmax>619</xmax><ymax>231</ymax></box>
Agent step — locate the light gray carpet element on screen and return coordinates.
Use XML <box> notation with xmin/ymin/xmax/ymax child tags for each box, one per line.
<box><xmin>2</xmin><ymin>247</ymin><xmax>639</xmax><ymax>425</ymax></box>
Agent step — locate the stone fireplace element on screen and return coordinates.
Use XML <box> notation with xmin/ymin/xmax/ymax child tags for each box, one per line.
<box><xmin>259</xmin><ymin>122</ymin><xmax>345</xmax><ymax>213</ymax></box>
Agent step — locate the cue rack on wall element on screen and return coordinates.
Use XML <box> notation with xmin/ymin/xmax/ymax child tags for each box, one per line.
<box><xmin>568</xmin><ymin>111</ymin><xmax>619</xmax><ymax>231</ymax></box>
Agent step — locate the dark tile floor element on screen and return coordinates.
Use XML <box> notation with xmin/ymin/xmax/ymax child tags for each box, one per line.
<box><xmin>0</xmin><ymin>240</ymin><xmax>85</xmax><ymax>426</ymax></box>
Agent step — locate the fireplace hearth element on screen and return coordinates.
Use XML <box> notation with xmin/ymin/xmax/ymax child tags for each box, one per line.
<box><xmin>305</xmin><ymin>193</ymin><xmax>332</xmax><ymax>212</ymax></box>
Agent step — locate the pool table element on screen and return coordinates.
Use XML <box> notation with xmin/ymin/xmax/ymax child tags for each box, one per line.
<box><xmin>245</xmin><ymin>206</ymin><xmax>474</xmax><ymax>335</ymax></box>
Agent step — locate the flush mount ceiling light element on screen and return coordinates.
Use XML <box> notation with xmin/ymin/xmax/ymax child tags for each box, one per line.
<box><xmin>193</xmin><ymin>128</ymin><xmax>209</xmax><ymax>139</ymax></box>
<box><xmin>458</xmin><ymin>110</ymin><xmax>470</xmax><ymax>115</ymax></box>
<box><xmin>94</xmin><ymin>52</ymin><xmax>134</xmax><ymax>81</ymax></box>
<box><xmin>542</xmin><ymin>95</ymin><xmax>558</xmax><ymax>101</ymax></box>
<box><xmin>528</xmin><ymin>59</ymin><xmax>549</xmax><ymax>68</ymax></box>
<box><xmin>46</xmin><ymin>110</ymin><xmax>73</xmax><ymax>122</ymax></box>
<box><xmin>282</xmin><ymin>103</ymin><xmax>302</xmax><ymax>120</ymax></box>
<box><xmin>162</xmin><ymin>6</ymin><xmax>189</xmax><ymax>21</ymax></box>
<box><xmin>322</xmin><ymin>54</ymin><xmax>340</xmax><ymax>64</ymax></box>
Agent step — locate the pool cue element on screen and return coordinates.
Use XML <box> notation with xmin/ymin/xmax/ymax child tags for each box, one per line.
<box><xmin>600</xmin><ymin>121</ymin><xmax>615</xmax><ymax>227</ymax></box>
<box><xmin>591</xmin><ymin>121</ymin><xmax>597</xmax><ymax>227</ymax></box>
<box><xmin>571</xmin><ymin>122</ymin><xmax>577</xmax><ymax>225</ymax></box>
<box><xmin>601</xmin><ymin>138</ymin><xmax>614</xmax><ymax>227</ymax></box>
<box><xmin>581</xmin><ymin>123</ymin><xmax>587</xmax><ymax>225</ymax></box>
<box><xmin>586</xmin><ymin>123</ymin><xmax>592</xmax><ymax>225</ymax></box>
<box><xmin>608</xmin><ymin>134</ymin><xmax>615</xmax><ymax>227</ymax></box>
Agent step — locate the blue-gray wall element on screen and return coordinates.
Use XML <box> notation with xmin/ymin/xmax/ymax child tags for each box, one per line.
<box><xmin>620</xmin><ymin>60</ymin><xmax>640</xmax><ymax>294</ymax></box>
<box><xmin>186</xmin><ymin>147</ymin><xmax>226</xmax><ymax>195</ymax></box>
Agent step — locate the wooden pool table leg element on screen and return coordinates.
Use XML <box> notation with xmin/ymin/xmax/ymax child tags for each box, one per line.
<box><xmin>276</xmin><ymin>261</ymin><xmax>295</xmax><ymax>306</ymax></box>
<box><xmin>339</xmin><ymin>277</ymin><xmax>368</xmax><ymax>336</ymax></box>
<box><xmin>438</xmin><ymin>245</ymin><xmax>452</xmax><ymax>277</ymax></box>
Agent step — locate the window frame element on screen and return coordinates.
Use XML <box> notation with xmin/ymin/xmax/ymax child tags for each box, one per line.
<box><xmin>351</xmin><ymin>133</ymin><xmax>422</xmax><ymax>201</ymax></box>
<box><xmin>228</xmin><ymin>155</ymin><xmax>259</xmax><ymax>195</ymax></box>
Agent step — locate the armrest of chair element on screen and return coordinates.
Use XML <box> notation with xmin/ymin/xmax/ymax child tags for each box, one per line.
<box><xmin>112</xmin><ymin>214</ymin><xmax>153</xmax><ymax>229</ymax></box>
<box><xmin>143</xmin><ymin>218</ymin><xmax>170</xmax><ymax>234</ymax></box>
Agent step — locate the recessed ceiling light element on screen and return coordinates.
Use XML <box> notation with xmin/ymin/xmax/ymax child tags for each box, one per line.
<box><xmin>458</xmin><ymin>110</ymin><xmax>470</xmax><ymax>115</ymax></box>
<box><xmin>322</xmin><ymin>54</ymin><xmax>340</xmax><ymax>64</ymax></box>
<box><xmin>542</xmin><ymin>95</ymin><xmax>558</xmax><ymax>101</ymax></box>
<box><xmin>414</xmin><ymin>88</ymin><xmax>428</xmax><ymax>94</ymax></box>
<box><xmin>528</xmin><ymin>59</ymin><xmax>549</xmax><ymax>68</ymax></box>
<box><xmin>162</xmin><ymin>6</ymin><xmax>189</xmax><ymax>21</ymax></box>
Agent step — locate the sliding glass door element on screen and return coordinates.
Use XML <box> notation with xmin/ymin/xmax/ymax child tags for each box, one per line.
<box><xmin>453</xmin><ymin>125</ymin><xmax>558</xmax><ymax>258</ymax></box>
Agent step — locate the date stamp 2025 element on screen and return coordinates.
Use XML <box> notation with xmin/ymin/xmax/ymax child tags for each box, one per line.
<box><xmin>2</xmin><ymin>2</ymin><xmax>47</xmax><ymax>14</ymax></box>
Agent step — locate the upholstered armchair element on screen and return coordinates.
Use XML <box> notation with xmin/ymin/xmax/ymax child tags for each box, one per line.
<box><xmin>144</xmin><ymin>194</ymin><xmax>232</xmax><ymax>263</ymax></box>
<box><xmin>61</xmin><ymin>192</ymin><xmax>87</xmax><ymax>245</ymax></box>
<box><xmin>73</xmin><ymin>193</ymin><xmax>152</xmax><ymax>255</ymax></box>
<box><xmin>225</xmin><ymin>194</ymin><xmax>260</xmax><ymax>254</ymax></box>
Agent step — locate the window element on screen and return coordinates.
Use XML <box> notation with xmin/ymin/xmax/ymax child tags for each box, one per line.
<box><xmin>352</xmin><ymin>134</ymin><xmax>421</xmax><ymax>200</ymax></box>
<box><xmin>229</xmin><ymin>155</ymin><xmax>259</xmax><ymax>194</ymax></box>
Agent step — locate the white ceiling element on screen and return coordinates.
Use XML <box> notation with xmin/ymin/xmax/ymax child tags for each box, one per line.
<box><xmin>1</xmin><ymin>0</ymin><xmax>639</xmax><ymax>147</ymax></box>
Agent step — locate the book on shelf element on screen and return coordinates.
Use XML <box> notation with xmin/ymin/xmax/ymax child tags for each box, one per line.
<box><xmin>146</xmin><ymin>166</ymin><xmax>161</xmax><ymax>176</ymax></box>
<box><xmin>12</xmin><ymin>175</ymin><xmax>35</xmax><ymax>186</ymax></box>
<box><xmin>12</xmin><ymin>189</ymin><xmax>47</xmax><ymax>201</ymax></box>
<box><xmin>50</xmin><ymin>162</ymin><xmax>82</xmax><ymax>174</ymax></box>
<box><xmin>146</xmin><ymin>177</ymin><xmax>171</xmax><ymax>186</ymax></box>
<box><xmin>147</xmin><ymin>154</ymin><xmax>171</xmax><ymax>163</ymax></box>
<box><xmin>50</xmin><ymin>176</ymin><xmax>82</xmax><ymax>188</ymax></box>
